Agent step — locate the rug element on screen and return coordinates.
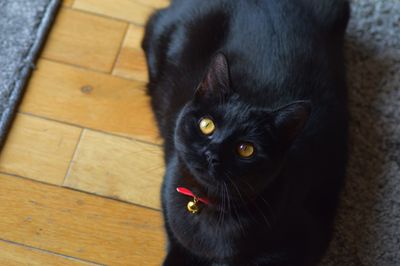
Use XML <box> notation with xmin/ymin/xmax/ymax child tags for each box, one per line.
<box><xmin>0</xmin><ymin>0</ymin><xmax>60</xmax><ymax>149</ymax></box>
<box><xmin>321</xmin><ymin>1</ymin><xmax>400</xmax><ymax>265</ymax></box>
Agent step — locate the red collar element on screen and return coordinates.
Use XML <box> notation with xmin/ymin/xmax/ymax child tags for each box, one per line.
<box><xmin>176</xmin><ymin>187</ymin><xmax>209</xmax><ymax>205</ymax></box>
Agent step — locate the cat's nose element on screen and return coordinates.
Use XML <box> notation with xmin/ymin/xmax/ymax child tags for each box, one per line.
<box><xmin>204</xmin><ymin>150</ymin><xmax>220</xmax><ymax>165</ymax></box>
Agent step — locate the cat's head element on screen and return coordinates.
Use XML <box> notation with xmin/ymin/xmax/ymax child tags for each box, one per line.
<box><xmin>174</xmin><ymin>53</ymin><xmax>310</xmax><ymax>200</ymax></box>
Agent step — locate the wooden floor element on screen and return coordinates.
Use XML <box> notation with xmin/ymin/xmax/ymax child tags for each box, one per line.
<box><xmin>0</xmin><ymin>0</ymin><xmax>170</xmax><ymax>265</ymax></box>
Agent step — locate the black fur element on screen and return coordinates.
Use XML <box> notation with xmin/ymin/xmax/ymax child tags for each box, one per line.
<box><xmin>142</xmin><ymin>0</ymin><xmax>350</xmax><ymax>265</ymax></box>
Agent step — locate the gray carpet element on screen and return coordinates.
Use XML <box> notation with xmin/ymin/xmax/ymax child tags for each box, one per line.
<box><xmin>0</xmin><ymin>0</ymin><xmax>60</xmax><ymax>149</ymax></box>
<box><xmin>321</xmin><ymin>1</ymin><xmax>400</xmax><ymax>265</ymax></box>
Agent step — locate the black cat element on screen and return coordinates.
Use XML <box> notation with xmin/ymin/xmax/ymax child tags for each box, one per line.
<box><xmin>142</xmin><ymin>0</ymin><xmax>350</xmax><ymax>265</ymax></box>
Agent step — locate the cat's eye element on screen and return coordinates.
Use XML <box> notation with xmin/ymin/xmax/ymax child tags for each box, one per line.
<box><xmin>199</xmin><ymin>117</ymin><xmax>215</xmax><ymax>135</ymax></box>
<box><xmin>237</xmin><ymin>142</ymin><xmax>255</xmax><ymax>158</ymax></box>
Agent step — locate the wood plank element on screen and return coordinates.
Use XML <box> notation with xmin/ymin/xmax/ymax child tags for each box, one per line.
<box><xmin>63</xmin><ymin>0</ymin><xmax>74</xmax><ymax>7</ymax></box>
<box><xmin>64</xmin><ymin>130</ymin><xmax>164</xmax><ymax>209</ymax></box>
<box><xmin>73</xmin><ymin>0</ymin><xmax>154</xmax><ymax>25</ymax></box>
<box><xmin>20</xmin><ymin>59</ymin><xmax>160</xmax><ymax>144</ymax></box>
<box><xmin>113</xmin><ymin>24</ymin><xmax>148</xmax><ymax>82</ymax></box>
<box><xmin>0</xmin><ymin>173</ymin><xmax>165</xmax><ymax>266</ymax></box>
<box><xmin>0</xmin><ymin>114</ymin><xmax>81</xmax><ymax>185</ymax></box>
<box><xmin>0</xmin><ymin>240</ymin><xmax>98</xmax><ymax>266</ymax></box>
<box><xmin>41</xmin><ymin>8</ymin><xmax>127</xmax><ymax>72</ymax></box>
<box><xmin>135</xmin><ymin>0</ymin><xmax>170</xmax><ymax>9</ymax></box>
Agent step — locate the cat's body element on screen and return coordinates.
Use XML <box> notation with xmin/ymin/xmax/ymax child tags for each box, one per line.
<box><xmin>142</xmin><ymin>0</ymin><xmax>349</xmax><ymax>265</ymax></box>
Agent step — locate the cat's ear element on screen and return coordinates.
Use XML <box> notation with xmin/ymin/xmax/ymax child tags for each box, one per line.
<box><xmin>273</xmin><ymin>101</ymin><xmax>311</xmax><ymax>144</ymax></box>
<box><xmin>194</xmin><ymin>53</ymin><xmax>231</xmax><ymax>102</ymax></box>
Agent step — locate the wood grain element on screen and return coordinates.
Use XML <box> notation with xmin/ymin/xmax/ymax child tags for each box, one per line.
<box><xmin>63</xmin><ymin>0</ymin><xmax>74</xmax><ymax>7</ymax></box>
<box><xmin>64</xmin><ymin>129</ymin><xmax>163</xmax><ymax>209</ymax></box>
<box><xmin>20</xmin><ymin>59</ymin><xmax>160</xmax><ymax>143</ymax></box>
<box><xmin>0</xmin><ymin>240</ymin><xmax>98</xmax><ymax>266</ymax></box>
<box><xmin>0</xmin><ymin>173</ymin><xmax>165</xmax><ymax>266</ymax></box>
<box><xmin>135</xmin><ymin>0</ymin><xmax>170</xmax><ymax>9</ymax></box>
<box><xmin>1</xmin><ymin>1</ymin><xmax>170</xmax><ymax>264</ymax></box>
<box><xmin>0</xmin><ymin>114</ymin><xmax>81</xmax><ymax>185</ymax></box>
<box><xmin>41</xmin><ymin>8</ymin><xmax>127</xmax><ymax>72</ymax></box>
<box><xmin>113</xmin><ymin>24</ymin><xmax>148</xmax><ymax>82</ymax></box>
<box><xmin>73</xmin><ymin>0</ymin><xmax>154</xmax><ymax>25</ymax></box>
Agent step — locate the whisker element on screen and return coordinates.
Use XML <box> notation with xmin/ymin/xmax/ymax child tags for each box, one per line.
<box><xmin>238</xmin><ymin>178</ymin><xmax>277</xmax><ymax>222</ymax></box>
<box><xmin>228</xmin><ymin>175</ymin><xmax>273</xmax><ymax>229</ymax></box>
<box><xmin>217</xmin><ymin>183</ymin><xmax>224</xmax><ymax>228</ymax></box>
<box><xmin>224</xmin><ymin>181</ymin><xmax>232</xmax><ymax>213</ymax></box>
<box><xmin>221</xmin><ymin>183</ymin><xmax>227</xmax><ymax>226</ymax></box>
<box><xmin>232</xmin><ymin>200</ymin><xmax>246</xmax><ymax>235</ymax></box>
<box><xmin>225</xmin><ymin>177</ymin><xmax>247</xmax><ymax>235</ymax></box>
<box><xmin>252</xmin><ymin>199</ymin><xmax>272</xmax><ymax>229</ymax></box>
<box><xmin>257</xmin><ymin>195</ymin><xmax>277</xmax><ymax>221</ymax></box>
<box><xmin>236</xmin><ymin>178</ymin><xmax>256</xmax><ymax>193</ymax></box>
<box><xmin>227</xmin><ymin>176</ymin><xmax>246</xmax><ymax>205</ymax></box>
<box><xmin>218</xmin><ymin>183</ymin><xmax>228</xmax><ymax>229</ymax></box>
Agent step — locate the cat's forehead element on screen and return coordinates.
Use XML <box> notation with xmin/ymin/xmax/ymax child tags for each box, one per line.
<box><xmin>190</xmin><ymin>94</ymin><xmax>270</xmax><ymax>131</ymax></box>
<box><xmin>215</xmin><ymin>101</ymin><xmax>257</xmax><ymax>122</ymax></box>
<box><xmin>204</xmin><ymin>102</ymin><xmax>267</xmax><ymax>134</ymax></box>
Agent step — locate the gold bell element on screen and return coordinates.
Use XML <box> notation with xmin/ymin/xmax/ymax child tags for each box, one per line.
<box><xmin>187</xmin><ymin>198</ymin><xmax>199</xmax><ymax>214</ymax></box>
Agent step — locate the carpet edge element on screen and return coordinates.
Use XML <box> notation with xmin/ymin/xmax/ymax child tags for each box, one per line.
<box><xmin>0</xmin><ymin>0</ymin><xmax>61</xmax><ymax>150</ymax></box>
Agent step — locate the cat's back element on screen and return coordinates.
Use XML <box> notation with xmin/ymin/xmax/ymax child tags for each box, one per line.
<box><xmin>149</xmin><ymin>0</ymin><xmax>349</xmax><ymax>95</ymax></box>
<box><xmin>224</xmin><ymin>0</ymin><xmax>349</xmax><ymax>106</ymax></box>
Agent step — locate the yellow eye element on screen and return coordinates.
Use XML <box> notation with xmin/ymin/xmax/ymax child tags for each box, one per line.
<box><xmin>237</xmin><ymin>143</ymin><xmax>255</xmax><ymax>158</ymax></box>
<box><xmin>199</xmin><ymin>117</ymin><xmax>215</xmax><ymax>135</ymax></box>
